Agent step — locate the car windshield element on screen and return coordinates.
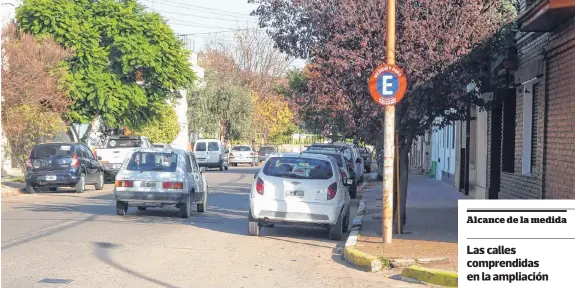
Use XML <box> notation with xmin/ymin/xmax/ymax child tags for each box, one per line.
<box><xmin>259</xmin><ymin>146</ymin><xmax>275</xmax><ymax>153</ymax></box>
<box><xmin>232</xmin><ymin>146</ymin><xmax>251</xmax><ymax>152</ymax></box>
<box><xmin>208</xmin><ymin>142</ymin><xmax>219</xmax><ymax>151</ymax></box>
<box><xmin>107</xmin><ymin>138</ymin><xmax>141</xmax><ymax>148</ymax></box>
<box><xmin>263</xmin><ymin>157</ymin><xmax>333</xmax><ymax>179</ymax></box>
<box><xmin>31</xmin><ymin>144</ymin><xmax>74</xmax><ymax>158</ymax></box>
<box><xmin>195</xmin><ymin>142</ymin><xmax>207</xmax><ymax>151</ymax></box>
<box><xmin>126</xmin><ymin>151</ymin><xmax>178</xmax><ymax>172</ymax></box>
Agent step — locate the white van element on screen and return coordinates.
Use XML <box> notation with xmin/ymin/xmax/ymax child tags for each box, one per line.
<box><xmin>193</xmin><ymin>139</ymin><xmax>229</xmax><ymax>171</ymax></box>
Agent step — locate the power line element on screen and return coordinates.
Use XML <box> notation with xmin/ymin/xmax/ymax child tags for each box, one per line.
<box><xmin>167</xmin><ymin>19</ymin><xmax>232</xmax><ymax>29</ymax></box>
<box><xmin>177</xmin><ymin>27</ymin><xmax>262</xmax><ymax>36</ymax></box>
<box><xmin>151</xmin><ymin>8</ymin><xmax>257</xmax><ymax>23</ymax></box>
<box><xmin>142</xmin><ymin>0</ymin><xmax>256</xmax><ymax>18</ymax></box>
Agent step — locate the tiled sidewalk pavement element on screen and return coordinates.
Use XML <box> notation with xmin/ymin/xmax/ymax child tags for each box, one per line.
<box><xmin>356</xmin><ymin>172</ymin><xmax>464</xmax><ymax>272</ymax></box>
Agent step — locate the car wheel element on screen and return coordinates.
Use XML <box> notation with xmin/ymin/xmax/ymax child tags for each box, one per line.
<box><xmin>95</xmin><ymin>172</ymin><xmax>104</xmax><ymax>190</ymax></box>
<box><xmin>224</xmin><ymin>164</ymin><xmax>229</xmax><ymax>170</ymax></box>
<box><xmin>25</xmin><ymin>182</ymin><xmax>36</xmax><ymax>194</ymax></box>
<box><xmin>137</xmin><ymin>206</ymin><xmax>146</xmax><ymax>211</ymax></box>
<box><xmin>329</xmin><ymin>211</ymin><xmax>344</xmax><ymax>240</ymax></box>
<box><xmin>75</xmin><ymin>173</ymin><xmax>86</xmax><ymax>193</ymax></box>
<box><xmin>219</xmin><ymin>162</ymin><xmax>224</xmax><ymax>171</ymax></box>
<box><xmin>116</xmin><ymin>201</ymin><xmax>127</xmax><ymax>216</ymax></box>
<box><xmin>349</xmin><ymin>181</ymin><xmax>358</xmax><ymax>199</ymax></box>
<box><xmin>197</xmin><ymin>192</ymin><xmax>207</xmax><ymax>213</ymax></box>
<box><xmin>48</xmin><ymin>187</ymin><xmax>58</xmax><ymax>192</ymax></box>
<box><xmin>248</xmin><ymin>211</ymin><xmax>260</xmax><ymax>236</ymax></box>
<box><xmin>343</xmin><ymin>207</ymin><xmax>350</xmax><ymax>233</ymax></box>
<box><xmin>179</xmin><ymin>197</ymin><xmax>191</xmax><ymax>218</ymax></box>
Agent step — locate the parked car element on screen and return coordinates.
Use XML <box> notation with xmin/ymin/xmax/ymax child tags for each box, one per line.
<box><xmin>229</xmin><ymin>145</ymin><xmax>257</xmax><ymax>166</ymax></box>
<box><xmin>113</xmin><ymin>148</ymin><xmax>208</xmax><ymax>218</ymax></box>
<box><xmin>307</xmin><ymin>143</ymin><xmax>365</xmax><ymax>185</ymax></box>
<box><xmin>193</xmin><ymin>139</ymin><xmax>229</xmax><ymax>171</ymax></box>
<box><xmin>25</xmin><ymin>142</ymin><xmax>105</xmax><ymax>193</ymax></box>
<box><xmin>359</xmin><ymin>146</ymin><xmax>372</xmax><ymax>173</ymax></box>
<box><xmin>248</xmin><ymin>153</ymin><xmax>353</xmax><ymax>240</ymax></box>
<box><xmin>258</xmin><ymin>146</ymin><xmax>276</xmax><ymax>162</ymax></box>
<box><xmin>153</xmin><ymin>143</ymin><xmax>172</xmax><ymax>148</ymax></box>
<box><xmin>94</xmin><ymin>135</ymin><xmax>152</xmax><ymax>181</ymax></box>
<box><xmin>301</xmin><ymin>150</ymin><xmax>358</xmax><ymax>198</ymax></box>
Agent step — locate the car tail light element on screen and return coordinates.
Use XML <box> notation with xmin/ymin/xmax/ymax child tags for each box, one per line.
<box><xmin>255</xmin><ymin>177</ymin><xmax>264</xmax><ymax>195</ymax></box>
<box><xmin>327</xmin><ymin>182</ymin><xmax>337</xmax><ymax>200</ymax></box>
<box><xmin>71</xmin><ymin>154</ymin><xmax>80</xmax><ymax>167</ymax></box>
<box><xmin>250</xmin><ymin>152</ymin><xmax>254</xmax><ymax>156</ymax></box>
<box><xmin>163</xmin><ymin>182</ymin><xmax>183</xmax><ymax>189</ymax></box>
<box><xmin>26</xmin><ymin>156</ymin><xmax>32</xmax><ymax>168</ymax></box>
<box><xmin>115</xmin><ymin>180</ymin><xmax>134</xmax><ymax>187</ymax></box>
<box><xmin>93</xmin><ymin>149</ymin><xmax>97</xmax><ymax>158</ymax></box>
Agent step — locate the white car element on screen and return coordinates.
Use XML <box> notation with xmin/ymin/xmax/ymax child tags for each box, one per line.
<box><xmin>114</xmin><ymin>148</ymin><xmax>208</xmax><ymax>218</ymax></box>
<box><xmin>248</xmin><ymin>153</ymin><xmax>353</xmax><ymax>240</ymax></box>
<box><xmin>193</xmin><ymin>139</ymin><xmax>229</xmax><ymax>171</ymax></box>
<box><xmin>229</xmin><ymin>145</ymin><xmax>257</xmax><ymax>166</ymax></box>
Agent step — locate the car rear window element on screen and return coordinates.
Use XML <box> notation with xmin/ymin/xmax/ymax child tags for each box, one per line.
<box><xmin>195</xmin><ymin>142</ymin><xmax>207</xmax><ymax>151</ymax></box>
<box><xmin>263</xmin><ymin>157</ymin><xmax>333</xmax><ymax>179</ymax></box>
<box><xmin>259</xmin><ymin>146</ymin><xmax>275</xmax><ymax>153</ymax></box>
<box><xmin>232</xmin><ymin>146</ymin><xmax>251</xmax><ymax>152</ymax></box>
<box><xmin>107</xmin><ymin>138</ymin><xmax>141</xmax><ymax>148</ymax></box>
<box><xmin>126</xmin><ymin>151</ymin><xmax>178</xmax><ymax>172</ymax></box>
<box><xmin>302</xmin><ymin>152</ymin><xmax>343</xmax><ymax>167</ymax></box>
<box><xmin>208</xmin><ymin>142</ymin><xmax>219</xmax><ymax>151</ymax></box>
<box><xmin>31</xmin><ymin>144</ymin><xmax>74</xmax><ymax>158</ymax></box>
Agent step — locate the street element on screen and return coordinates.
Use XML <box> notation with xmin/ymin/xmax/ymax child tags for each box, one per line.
<box><xmin>1</xmin><ymin>166</ymin><xmax>419</xmax><ymax>288</ymax></box>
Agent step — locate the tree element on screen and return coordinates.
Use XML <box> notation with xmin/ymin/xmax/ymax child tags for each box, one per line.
<box><xmin>252</xmin><ymin>0</ymin><xmax>517</xmax><ymax>227</ymax></box>
<box><xmin>134</xmin><ymin>104</ymin><xmax>180</xmax><ymax>144</ymax></box>
<box><xmin>251</xmin><ymin>92</ymin><xmax>294</xmax><ymax>143</ymax></box>
<box><xmin>16</xmin><ymin>0</ymin><xmax>195</xmax><ymax>129</ymax></box>
<box><xmin>1</xmin><ymin>24</ymin><xmax>71</xmax><ymax>171</ymax></box>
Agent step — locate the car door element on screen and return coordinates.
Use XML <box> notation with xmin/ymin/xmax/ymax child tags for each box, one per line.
<box><xmin>190</xmin><ymin>153</ymin><xmax>206</xmax><ymax>201</ymax></box>
<box><xmin>78</xmin><ymin>145</ymin><xmax>97</xmax><ymax>182</ymax></box>
<box><xmin>184</xmin><ymin>153</ymin><xmax>201</xmax><ymax>202</ymax></box>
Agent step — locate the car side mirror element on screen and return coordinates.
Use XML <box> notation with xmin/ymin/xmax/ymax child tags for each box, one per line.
<box><xmin>343</xmin><ymin>178</ymin><xmax>353</xmax><ymax>186</ymax></box>
<box><xmin>225</xmin><ymin>150</ymin><xmax>229</xmax><ymax>153</ymax></box>
<box><xmin>199</xmin><ymin>167</ymin><xmax>206</xmax><ymax>173</ymax></box>
<box><xmin>254</xmin><ymin>172</ymin><xmax>258</xmax><ymax>179</ymax></box>
<box><xmin>356</xmin><ymin>158</ymin><xmax>362</xmax><ymax>164</ymax></box>
<box><xmin>97</xmin><ymin>156</ymin><xmax>102</xmax><ymax>161</ymax></box>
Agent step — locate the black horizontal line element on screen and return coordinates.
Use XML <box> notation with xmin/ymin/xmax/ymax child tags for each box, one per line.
<box><xmin>467</xmin><ymin>209</ymin><xmax>567</xmax><ymax>212</ymax></box>
<box><xmin>467</xmin><ymin>238</ymin><xmax>575</xmax><ymax>240</ymax></box>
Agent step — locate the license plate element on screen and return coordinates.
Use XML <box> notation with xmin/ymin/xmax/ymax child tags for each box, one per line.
<box><xmin>285</xmin><ymin>190</ymin><xmax>304</xmax><ymax>197</ymax></box>
<box><xmin>140</xmin><ymin>182</ymin><xmax>156</xmax><ymax>188</ymax></box>
<box><xmin>46</xmin><ymin>175</ymin><xmax>56</xmax><ymax>181</ymax></box>
<box><xmin>113</xmin><ymin>164</ymin><xmax>121</xmax><ymax>169</ymax></box>
<box><xmin>197</xmin><ymin>158</ymin><xmax>206</xmax><ymax>162</ymax></box>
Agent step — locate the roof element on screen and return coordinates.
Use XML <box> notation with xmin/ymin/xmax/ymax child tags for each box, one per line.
<box><xmin>127</xmin><ymin>147</ymin><xmax>188</xmax><ymax>155</ymax></box>
<box><xmin>269</xmin><ymin>152</ymin><xmax>336</xmax><ymax>161</ymax></box>
<box><xmin>195</xmin><ymin>139</ymin><xmax>220</xmax><ymax>142</ymax></box>
<box><xmin>34</xmin><ymin>142</ymin><xmax>79</xmax><ymax>146</ymax></box>
<box><xmin>301</xmin><ymin>150</ymin><xmax>344</xmax><ymax>158</ymax></box>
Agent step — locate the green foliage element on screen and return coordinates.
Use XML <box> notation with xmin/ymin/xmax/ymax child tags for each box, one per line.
<box><xmin>16</xmin><ymin>0</ymin><xmax>195</xmax><ymax>128</ymax></box>
<box><xmin>188</xmin><ymin>70</ymin><xmax>253</xmax><ymax>141</ymax></box>
<box><xmin>135</xmin><ymin>104</ymin><xmax>180</xmax><ymax>143</ymax></box>
<box><xmin>4</xmin><ymin>105</ymin><xmax>67</xmax><ymax>172</ymax></box>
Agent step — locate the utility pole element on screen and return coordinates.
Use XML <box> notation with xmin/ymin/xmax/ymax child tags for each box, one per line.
<box><xmin>382</xmin><ymin>0</ymin><xmax>396</xmax><ymax>244</ymax></box>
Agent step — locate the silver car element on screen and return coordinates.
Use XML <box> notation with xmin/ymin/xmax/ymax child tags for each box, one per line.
<box><xmin>114</xmin><ymin>148</ymin><xmax>208</xmax><ymax>218</ymax></box>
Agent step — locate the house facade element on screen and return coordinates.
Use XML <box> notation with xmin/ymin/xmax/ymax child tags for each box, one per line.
<box><xmin>498</xmin><ymin>0</ymin><xmax>575</xmax><ymax>199</ymax></box>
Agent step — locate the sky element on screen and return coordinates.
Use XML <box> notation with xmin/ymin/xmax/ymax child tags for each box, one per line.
<box><xmin>138</xmin><ymin>0</ymin><xmax>306</xmax><ymax>69</ymax></box>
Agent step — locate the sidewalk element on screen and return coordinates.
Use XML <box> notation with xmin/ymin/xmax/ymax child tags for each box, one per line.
<box><xmin>1</xmin><ymin>167</ymin><xmax>25</xmax><ymax>196</ymax></box>
<box><xmin>355</xmin><ymin>172</ymin><xmax>463</xmax><ymax>272</ymax></box>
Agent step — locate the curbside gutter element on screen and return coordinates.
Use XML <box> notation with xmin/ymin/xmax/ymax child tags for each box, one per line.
<box><xmin>401</xmin><ymin>265</ymin><xmax>458</xmax><ymax>287</ymax></box>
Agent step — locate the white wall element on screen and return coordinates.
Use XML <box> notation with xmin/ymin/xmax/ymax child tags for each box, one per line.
<box><xmin>1</xmin><ymin>0</ymin><xmax>22</xmax><ymax>28</ymax></box>
<box><xmin>431</xmin><ymin>117</ymin><xmax>457</xmax><ymax>181</ymax></box>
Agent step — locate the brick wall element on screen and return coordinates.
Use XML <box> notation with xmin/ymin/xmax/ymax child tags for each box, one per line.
<box><xmin>543</xmin><ymin>18</ymin><xmax>575</xmax><ymax>198</ymax></box>
<box><xmin>499</xmin><ymin>30</ymin><xmax>548</xmax><ymax>199</ymax></box>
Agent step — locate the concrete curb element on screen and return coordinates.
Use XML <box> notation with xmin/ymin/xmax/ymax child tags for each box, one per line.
<box><xmin>343</xmin><ymin>180</ymin><xmax>383</xmax><ymax>272</ymax></box>
<box><xmin>401</xmin><ymin>265</ymin><xmax>458</xmax><ymax>287</ymax></box>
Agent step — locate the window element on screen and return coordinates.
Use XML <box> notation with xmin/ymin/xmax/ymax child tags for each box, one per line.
<box><xmin>502</xmin><ymin>89</ymin><xmax>517</xmax><ymax>173</ymax></box>
<box><xmin>208</xmin><ymin>142</ymin><xmax>219</xmax><ymax>151</ymax></box>
<box><xmin>263</xmin><ymin>157</ymin><xmax>334</xmax><ymax>179</ymax></box>
<box><xmin>232</xmin><ymin>146</ymin><xmax>251</xmax><ymax>152</ymax></box>
<box><xmin>521</xmin><ymin>78</ymin><xmax>538</xmax><ymax>175</ymax></box>
<box><xmin>83</xmin><ymin>145</ymin><xmax>94</xmax><ymax>159</ymax></box>
<box><xmin>190</xmin><ymin>154</ymin><xmax>199</xmax><ymax>171</ymax></box>
<box><xmin>126</xmin><ymin>152</ymin><xmax>178</xmax><ymax>172</ymax></box>
<box><xmin>31</xmin><ymin>144</ymin><xmax>74</xmax><ymax>158</ymax></box>
<box><xmin>195</xmin><ymin>142</ymin><xmax>207</xmax><ymax>152</ymax></box>
<box><xmin>185</xmin><ymin>153</ymin><xmax>193</xmax><ymax>172</ymax></box>
<box><xmin>531</xmin><ymin>83</ymin><xmax>540</xmax><ymax>173</ymax></box>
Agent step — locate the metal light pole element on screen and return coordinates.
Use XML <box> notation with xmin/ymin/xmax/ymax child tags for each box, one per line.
<box><xmin>382</xmin><ymin>0</ymin><xmax>396</xmax><ymax>244</ymax></box>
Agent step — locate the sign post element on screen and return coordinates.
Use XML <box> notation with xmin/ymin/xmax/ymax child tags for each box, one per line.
<box><xmin>367</xmin><ymin>0</ymin><xmax>406</xmax><ymax>244</ymax></box>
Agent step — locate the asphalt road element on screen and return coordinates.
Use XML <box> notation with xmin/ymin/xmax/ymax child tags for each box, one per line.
<box><xmin>1</xmin><ymin>166</ymin><xmax>421</xmax><ymax>288</ymax></box>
